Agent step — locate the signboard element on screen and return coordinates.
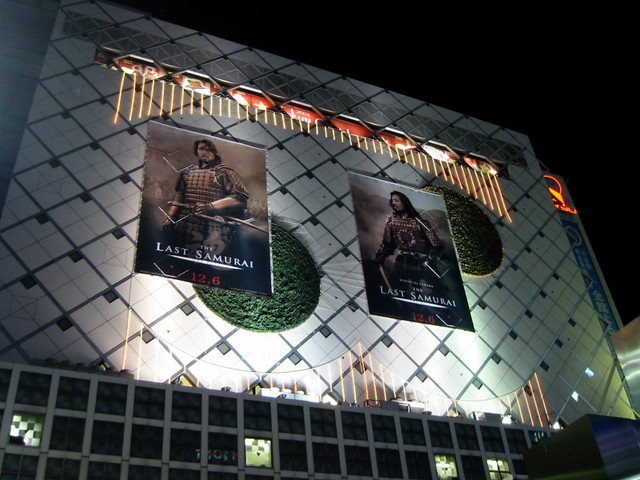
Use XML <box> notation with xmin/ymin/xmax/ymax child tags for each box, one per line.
<box><xmin>135</xmin><ymin>121</ymin><xmax>272</xmax><ymax>295</ymax></box>
<box><xmin>349</xmin><ymin>172</ymin><xmax>473</xmax><ymax>331</ymax></box>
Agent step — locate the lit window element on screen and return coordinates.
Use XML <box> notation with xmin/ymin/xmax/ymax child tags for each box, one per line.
<box><xmin>585</xmin><ymin>368</ymin><xmax>594</xmax><ymax>378</ymax></box>
<box><xmin>434</xmin><ymin>454</ymin><xmax>458</xmax><ymax>480</ymax></box>
<box><xmin>487</xmin><ymin>457</ymin><xmax>513</xmax><ymax>479</ymax></box>
<box><xmin>10</xmin><ymin>413</ymin><xmax>44</xmax><ymax>446</ymax></box>
<box><xmin>571</xmin><ymin>391</ymin><xmax>579</xmax><ymax>402</ymax></box>
<box><xmin>244</xmin><ymin>438</ymin><xmax>272</xmax><ymax>468</ymax></box>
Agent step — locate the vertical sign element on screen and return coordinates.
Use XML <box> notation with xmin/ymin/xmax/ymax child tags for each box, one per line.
<box><xmin>349</xmin><ymin>172</ymin><xmax>473</xmax><ymax>331</ymax></box>
<box><xmin>135</xmin><ymin>121</ymin><xmax>272</xmax><ymax>295</ymax></box>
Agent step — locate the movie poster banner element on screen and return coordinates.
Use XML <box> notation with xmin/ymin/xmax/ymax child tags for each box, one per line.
<box><xmin>349</xmin><ymin>172</ymin><xmax>473</xmax><ymax>331</ymax></box>
<box><xmin>135</xmin><ymin>121</ymin><xmax>272</xmax><ymax>296</ymax></box>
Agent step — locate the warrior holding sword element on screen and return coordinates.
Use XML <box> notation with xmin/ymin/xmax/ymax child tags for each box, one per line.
<box><xmin>374</xmin><ymin>190</ymin><xmax>443</xmax><ymax>292</ymax></box>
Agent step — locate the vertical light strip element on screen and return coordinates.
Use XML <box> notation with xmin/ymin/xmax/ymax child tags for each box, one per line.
<box><xmin>113</xmin><ymin>71</ymin><xmax>126</xmax><ymax>124</ymax></box>
<box><xmin>348</xmin><ymin>350</ymin><xmax>357</xmax><ymax>404</ymax></box>
<box><xmin>179</xmin><ymin>86</ymin><xmax>185</xmax><ymax>115</ymax></box>
<box><xmin>380</xmin><ymin>363</ymin><xmax>387</xmax><ymax>401</ymax></box>
<box><xmin>474</xmin><ymin>170</ymin><xmax>486</xmax><ymax>204</ymax></box>
<box><xmin>368</xmin><ymin>352</ymin><xmax>378</xmax><ymax>401</ymax></box>
<box><xmin>136</xmin><ymin>325</ymin><xmax>143</xmax><ymax>380</ymax></box>
<box><xmin>521</xmin><ymin>387</ymin><xmax>535</xmax><ymax>426</ymax></box>
<box><xmin>137</xmin><ymin>76</ymin><xmax>146</xmax><ymax>118</ymax></box>
<box><xmin>200</xmin><ymin>93</ymin><xmax>204</xmax><ymax>115</ymax></box>
<box><xmin>159</xmin><ymin>80</ymin><xmax>165</xmax><ymax>116</ymax></box>
<box><xmin>358</xmin><ymin>343</ymin><xmax>369</xmax><ymax>401</ymax></box>
<box><xmin>534</xmin><ymin>372</ymin><xmax>550</xmax><ymax>425</ymax></box>
<box><xmin>492</xmin><ymin>175</ymin><xmax>512</xmax><ymax>223</ymax></box>
<box><xmin>121</xmin><ymin>308</ymin><xmax>132</xmax><ymax>371</ymax></box>
<box><xmin>169</xmin><ymin>83</ymin><xmax>175</xmax><ymax>115</ymax></box>
<box><xmin>338</xmin><ymin>356</ymin><xmax>345</xmax><ymax>403</ymax></box>
<box><xmin>127</xmin><ymin>74</ymin><xmax>137</xmax><ymax>121</ymax></box>
<box><xmin>147</xmin><ymin>78</ymin><xmax>155</xmax><ymax>116</ymax></box>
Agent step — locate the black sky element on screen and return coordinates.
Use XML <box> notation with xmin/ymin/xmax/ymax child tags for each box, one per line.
<box><xmin>114</xmin><ymin>2</ymin><xmax>636</xmax><ymax>324</ymax></box>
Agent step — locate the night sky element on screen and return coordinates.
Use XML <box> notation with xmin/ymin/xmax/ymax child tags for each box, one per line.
<box><xmin>115</xmin><ymin>2</ymin><xmax>636</xmax><ymax>324</ymax></box>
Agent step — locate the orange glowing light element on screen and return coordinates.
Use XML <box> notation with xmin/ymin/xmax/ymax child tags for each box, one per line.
<box><xmin>543</xmin><ymin>174</ymin><xmax>578</xmax><ymax>214</ymax></box>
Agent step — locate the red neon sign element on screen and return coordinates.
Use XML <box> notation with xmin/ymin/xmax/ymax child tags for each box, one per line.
<box><xmin>543</xmin><ymin>174</ymin><xmax>578</xmax><ymax>214</ymax></box>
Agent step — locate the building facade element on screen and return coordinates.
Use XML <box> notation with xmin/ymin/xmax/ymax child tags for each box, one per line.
<box><xmin>0</xmin><ymin>0</ymin><xmax>635</xmax><ymax>478</ymax></box>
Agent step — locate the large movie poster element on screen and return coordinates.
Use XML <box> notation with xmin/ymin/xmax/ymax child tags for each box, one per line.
<box><xmin>349</xmin><ymin>172</ymin><xmax>473</xmax><ymax>331</ymax></box>
<box><xmin>135</xmin><ymin>121</ymin><xmax>272</xmax><ymax>295</ymax></box>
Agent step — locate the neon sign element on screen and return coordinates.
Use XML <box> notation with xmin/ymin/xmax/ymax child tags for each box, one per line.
<box><xmin>544</xmin><ymin>174</ymin><xmax>578</xmax><ymax>214</ymax></box>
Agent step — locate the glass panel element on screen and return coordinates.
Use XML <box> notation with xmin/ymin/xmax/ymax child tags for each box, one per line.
<box><xmin>244</xmin><ymin>438</ymin><xmax>272</xmax><ymax>468</ymax></box>
<box><xmin>434</xmin><ymin>454</ymin><xmax>458</xmax><ymax>480</ymax></box>
<box><xmin>10</xmin><ymin>413</ymin><xmax>44</xmax><ymax>446</ymax></box>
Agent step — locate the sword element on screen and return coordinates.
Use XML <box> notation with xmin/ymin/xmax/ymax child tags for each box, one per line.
<box><xmin>167</xmin><ymin>201</ymin><xmax>268</xmax><ymax>234</ymax></box>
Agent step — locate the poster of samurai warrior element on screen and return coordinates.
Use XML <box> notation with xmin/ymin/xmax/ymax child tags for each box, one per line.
<box><xmin>349</xmin><ymin>172</ymin><xmax>473</xmax><ymax>331</ymax></box>
<box><xmin>135</xmin><ymin>121</ymin><xmax>272</xmax><ymax>296</ymax></box>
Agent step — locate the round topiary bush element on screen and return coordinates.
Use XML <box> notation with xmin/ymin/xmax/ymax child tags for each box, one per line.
<box><xmin>424</xmin><ymin>186</ymin><xmax>503</xmax><ymax>276</ymax></box>
<box><xmin>195</xmin><ymin>222</ymin><xmax>320</xmax><ymax>332</ymax></box>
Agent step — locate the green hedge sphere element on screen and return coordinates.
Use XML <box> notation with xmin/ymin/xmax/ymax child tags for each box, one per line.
<box><xmin>424</xmin><ymin>186</ymin><xmax>503</xmax><ymax>276</ymax></box>
<box><xmin>195</xmin><ymin>222</ymin><xmax>320</xmax><ymax>332</ymax></box>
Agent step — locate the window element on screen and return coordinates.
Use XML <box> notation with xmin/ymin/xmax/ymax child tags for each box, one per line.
<box><xmin>207</xmin><ymin>432</ymin><xmax>238</xmax><ymax>465</ymax></box>
<box><xmin>128</xmin><ymin>464</ymin><xmax>161</xmax><ymax>480</ymax></box>
<box><xmin>10</xmin><ymin>413</ymin><xmax>44</xmax><ymax>447</ymax></box>
<box><xmin>428</xmin><ymin>420</ymin><xmax>453</xmax><ymax>448</ymax></box>
<box><xmin>405</xmin><ymin>450</ymin><xmax>431</xmax><ymax>479</ymax></box>
<box><xmin>504</xmin><ymin>428</ymin><xmax>528</xmax><ymax>454</ymax></box>
<box><xmin>486</xmin><ymin>458</ymin><xmax>512</xmax><ymax>480</ymax></box>
<box><xmin>91</xmin><ymin>420</ymin><xmax>124</xmax><ymax>455</ymax></box>
<box><xmin>434</xmin><ymin>454</ymin><xmax>458</xmax><ymax>480</ymax></box>
<box><xmin>312</xmin><ymin>442</ymin><xmax>340</xmax><ymax>474</ymax></box>
<box><xmin>243</xmin><ymin>401</ymin><xmax>271</xmax><ymax>431</ymax></box>
<box><xmin>481</xmin><ymin>426</ymin><xmax>505</xmax><ymax>453</ymax></box>
<box><xmin>95</xmin><ymin>381</ymin><xmax>127</xmax><ymax>415</ymax></box>
<box><xmin>134</xmin><ymin>386</ymin><xmax>165</xmax><ymax>419</ymax></box>
<box><xmin>341</xmin><ymin>411</ymin><xmax>368</xmax><ymax>440</ymax></box>
<box><xmin>460</xmin><ymin>455</ymin><xmax>485</xmax><ymax>480</ymax></box>
<box><xmin>170</xmin><ymin>428</ymin><xmax>202</xmax><ymax>462</ymax></box>
<box><xmin>172</xmin><ymin>391</ymin><xmax>201</xmax><ymax>423</ymax></box>
<box><xmin>277</xmin><ymin>404</ymin><xmax>305</xmax><ymax>434</ymax></box>
<box><xmin>455</xmin><ymin>423</ymin><xmax>479</xmax><ymax>450</ymax></box>
<box><xmin>1</xmin><ymin>454</ymin><xmax>38</xmax><ymax>479</ymax></box>
<box><xmin>0</xmin><ymin>368</ymin><xmax>12</xmax><ymax>402</ymax></box>
<box><xmin>344</xmin><ymin>445</ymin><xmax>372</xmax><ymax>476</ymax></box>
<box><xmin>15</xmin><ymin>372</ymin><xmax>50</xmax><ymax>406</ymax></box>
<box><xmin>56</xmin><ymin>376</ymin><xmax>90</xmax><ymax>411</ymax></box>
<box><xmin>279</xmin><ymin>439</ymin><xmax>307</xmax><ymax>471</ymax></box>
<box><xmin>371</xmin><ymin>414</ymin><xmax>397</xmax><ymax>443</ymax></box>
<box><xmin>209</xmin><ymin>394</ymin><xmax>237</xmax><ymax>427</ymax></box>
<box><xmin>45</xmin><ymin>457</ymin><xmax>81</xmax><ymax>480</ymax></box>
<box><xmin>244</xmin><ymin>438</ymin><xmax>272</xmax><ymax>468</ymax></box>
<box><xmin>50</xmin><ymin>416</ymin><xmax>85</xmax><ymax>451</ymax></box>
<box><xmin>400</xmin><ymin>417</ymin><xmax>426</xmax><ymax>446</ymax></box>
<box><xmin>376</xmin><ymin>448</ymin><xmax>402</xmax><ymax>478</ymax></box>
<box><xmin>130</xmin><ymin>424</ymin><xmax>163</xmax><ymax>459</ymax></box>
<box><xmin>309</xmin><ymin>407</ymin><xmax>336</xmax><ymax>437</ymax></box>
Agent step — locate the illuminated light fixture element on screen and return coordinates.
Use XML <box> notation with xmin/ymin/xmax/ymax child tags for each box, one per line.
<box><xmin>282</xmin><ymin>102</ymin><xmax>325</xmax><ymax>126</ymax></box>
<box><xmin>95</xmin><ymin>51</ymin><xmax>166</xmax><ymax>79</ymax></box>
<box><xmin>543</xmin><ymin>174</ymin><xmax>579</xmax><ymax>214</ymax></box>
<box><xmin>463</xmin><ymin>154</ymin><xmax>499</xmax><ymax>175</ymax></box>
<box><xmin>585</xmin><ymin>367</ymin><xmax>594</xmax><ymax>377</ymax></box>
<box><xmin>424</xmin><ymin>143</ymin><xmax>459</xmax><ymax>164</ymax></box>
<box><xmin>377</xmin><ymin>130</ymin><xmax>416</xmax><ymax>150</ymax></box>
<box><xmin>172</xmin><ymin>72</ymin><xmax>219</xmax><ymax>96</ymax></box>
<box><xmin>228</xmin><ymin>87</ymin><xmax>275</xmax><ymax>110</ymax></box>
<box><xmin>329</xmin><ymin>116</ymin><xmax>373</xmax><ymax>138</ymax></box>
<box><xmin>571</xmin><ymin>391</ymin><xmax>580</xmax><ymax>401</ymax></box>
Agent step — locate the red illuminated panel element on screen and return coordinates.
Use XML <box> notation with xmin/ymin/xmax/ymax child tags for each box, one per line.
<box><xmin>424</xmin><ymin>144</ymin><xmax>459</xmax><ymax>164</ymax></box>
<box><xmin>544</xmin><ymin>174</ymin><xmax>578</xmax><ymax>214</ymax></box>
<box><xmin>229</xmin><ymin>89</ymin><xmax>275</xmax><ymax>109</ymax></box>
<box><xmin>329</xmin><ymin>117</ymin><xmax>373</xmax><ymax>137</ymax></box>
<box><xmin>377</xmin><ymin>131</ymin><xmax>416</xmax><ymax>150</ymax></box>
<box><xmin>282</xmin><ymin>104</ymin><xmax>324</xmax><ymax>125</ymax></box>
<box><xmin>463</xmin><ymin>155</ymin><xmax>498</xmax><ymax>175</ymax></box>
<box><xmin>173</xmin><ymin>74</ymin><xmax>219</xmax><ymax>95</ymax></box>
<box><xmin>113</xmin><ymin>56</ymin><xmax>166</xmax><ymax>79</ymax></box>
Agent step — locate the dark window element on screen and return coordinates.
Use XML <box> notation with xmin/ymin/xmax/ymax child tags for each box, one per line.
<box><xmin>170</xmin><ymin>428</ymin><xmax>201</xmax><ymax>462</ymax></box>
<box><xmin>279</xmin><ymin>439</ymin><xmax>307</xmax><ymax>471</ymax></box>
<box><xmin>277</xmin><ymin>404</ymin><xmax>305</xmax><ymax>434</ymax></box>
<box><xmin>207</xmin><ymin>473</ymin><xmax>238</xmax><ymax>480</ymax></box>
<box><xmin>167</xmin><ymin>468</ymin><xmax>200</xmax><ymax>480</ymax></box>
<box><xmin>460</xmin><ymin>455</ymin><xmax>486</xmax><ymax>480</ymax></box>
<box><xmin>312</xmin><ymin>442</ymin><xmax>340</xmax><ymax>474</ymax></box>
<box><xmin>128</xmin><ymin>464</ymin><xmax>161</xmax><ymax>480</ymax></box>
<box><xmin>130</xmin><ymin>424</ymin><xmax>163</xmax><ymax>459</ymax></box>
<box><xmin>428</xmin><ymin>420</ymin><xmax>453</xmax><ymax>448</ymax></box>
<box><xmin>512</xmin><ymin>458</ymin><xmax>528</xmax><ymax>475</ymax></box>
<box><xmin>400</xmin><ymin>417</ymin><xmax>426</xmax><ymax>446</ymax></box>
<box><xmin>455</xmin><ymin>423</ymin><xmax>480</xmax><ymax>450</ymax></box>
<box><xmin>95</xmin><ymin>382</ymin><xmax>127</xmax><ymax>415</ymax></box>
<box><xmin>134</xmin><ymin>386</ymin><xmax>165</xmax><ymax>419</ymax></box>
<box><xmin>87</xmin><ymin>461</ymin><xmax>121</xmax><ymax>480</ymax></box>
<box><xmin>1</xmin><ymin>454</ymin><xmax>38</xmax><ymax>478</ymax></box>
<box><xmin>341</xmin><ymin>411</ymin><xmax>368</xmax><ymax>440</ymax></box>
<box><xmin>505</xmin><ymin>428</ymin><xmax>528</xmax><ymax>454</ymax></box>
<box><xmin>371</xmin><ymin>414</ymin><xmax>397</xmax><ymax>443</ymax></box>
<box><xmin>376</xmin><ymin>448</ymin><xmax>402</xmax><ymax>478</ymax></box>
<box><xmin>344</xmin><ymin>445</ymin><xmax>372</xmax><ymax>476</ymax></box>
<box><xmin>244</xmin><ymin>400</ymin><xmax>271</xmax><ymax>431</ymax></box>
<box><xmin>16</xmin><ymin>372</ymin><xmax>51</xmax><ymax>406</ymax></box>
<box><xmin>91</xmin><ymin>420</ymin><xmax>124</xmax><ymax>456</ymax></box>
<box><xmin>405</xmin><ymin>450</ymin><xmax>431</xmax><ymax>479</ymax></box>
<box><xmin>45</xmin><ymin>457</ymin><xmax>81</xmax><ymax>480</ymax></box>
<box><xmin>207</xmin><ymin>432</ymin><xmax>238</xmax><ymax>465</ymax></box>
<box><xmin>50</xmin><ymin>416</ymin><xmax>85</xmax><ymax>451</ymax></box>
<box><xmin>209</xmin><ymin>394</ymin><xmax>237</xmax><ymax>427</ymax></box>
<box><xmin>56</xmin><ymin>377</ymin><xmax>90</xmax><ymax>411</ymax></box>
<box><xmin>309</xmin><ymin>407</ymin><xmax>336</xmax><ymax>437</ymax></box>
<box><xmin>480</xmin><ymin>426</ymin><xmax>505</xmax><ymax>452</ymax></box>
<box><xmin>0</xmin><ymin>368</ymin><xmax>12</xmax><ymax>402</ymax></box>
<box><xmin>172</xmin><ymin>391</ymin><xmax>201</xmax><ymax>423</ymax></box>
